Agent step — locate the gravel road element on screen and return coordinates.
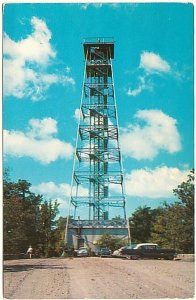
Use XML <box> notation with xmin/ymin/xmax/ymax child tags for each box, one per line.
<box><xmin>3</xmin><ymin>257</ymin><xmax>195</xmax><ymax>299</ymax></box>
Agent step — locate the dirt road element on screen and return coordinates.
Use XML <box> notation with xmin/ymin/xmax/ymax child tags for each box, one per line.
<box><xmin>3</xmin><ymin>257</ymin><xmax>195</xmax><ymax>299</ymax></box>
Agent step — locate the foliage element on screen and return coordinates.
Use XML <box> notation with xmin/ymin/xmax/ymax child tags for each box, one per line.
<box><xmin>129</xmin><ymin>206</ymin><xmax>161</xmax><ymax>243</ymax></box>
<box><xmin>173</xmin><ymin>169</ymin><xmax>194</xmax><ymax>252</ymax></box>
<box><xmin>96</xmin><ymin>233</ymin><xmax>127</xmax><ymax>252</ymax></box>
<box><xmin>129</xmin><ymin>169</ymin><xmax>194</xmax><ymax>253</ymax></box>
<box><xmin>3</xmin><ymin>174</ymin><xmax>60</xmax><ymax>258</ymax></box>
<box><xmin>52</xmin><ymin>217</ymin><xmax>68</xmax><ymax>256</ymax></box>
<box><xmin>4</xmin><ymin>179</ymin><xmax>42</xmax><ymax>255</ymax></box>
<box><xmin>36</xmin><ymin>200</ymin><xmax>59</xmax><ymax>257</ymax></box>
<box><xmin>151</xmin><ymin>204</ymin><xmax>185</xmax><ymax>250</ymax></box>
<box><xmin>152</xmin><ymin>170</ymin><xmax>194</xmax><ymax>253</ymax></box>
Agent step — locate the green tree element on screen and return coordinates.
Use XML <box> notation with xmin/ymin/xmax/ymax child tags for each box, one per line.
<box><xmin>3</xmin><ymin>179</ymin><xmax>42</xmax><ymax>256</ymax></box>
<box><xmin>37</xmin><ymin>200</ymin><xmax>59</xmax><ymax>257</ymax></box>
<box><xmin>152</xmin><ymin>170</ymin><xmax>194</xmax><ymax>253</ymax></box>
<box><xmin>151</xmin><ymin>204</ymin><xmax>185</xmax><ymax>250</ymax></box>
<box><xmin>173</xmin><ymin>169</ymin><xmax>194</xmax><ymax>252</ymax></box>
<box><xmin>3</xmin><ymin>174</ymin><xmax>60</xmax><ymax>258</ymax></box>
<box><xmin>4</xmin><ymin>181</ymin><xmax>27</xmax><ymax>255</ymax></box>
<box><xmin>129</xmin><ymin>206</ymin><xmax>161</xmax><ymax>243</ymax></box>
<box><xmin>96</xmin><ymin>234</ymin><xmax>126</xmax><ymax>252</ymax></box>
<box><xmin>53</xmin><ymin>217</ymin><xmax>69</xmax><ymax>256</ymax></box>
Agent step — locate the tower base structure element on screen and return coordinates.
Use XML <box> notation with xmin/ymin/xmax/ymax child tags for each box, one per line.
<box><xmin>67</xmin><ymin>220</ymin><xmax>129</xmax><ymax>250</ymax></box>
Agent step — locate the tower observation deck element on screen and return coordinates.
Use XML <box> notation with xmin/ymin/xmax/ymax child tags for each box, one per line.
<box><xmin>66</xmin><ymin>38</ymin><xmax>130</xmax><ymax>249</ymax></box>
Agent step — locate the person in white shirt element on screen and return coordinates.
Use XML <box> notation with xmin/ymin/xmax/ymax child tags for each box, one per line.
<box><xmin>26</xmin><ymin>245</ymin><xmax>33</xmax><ymax>259</ymax></box>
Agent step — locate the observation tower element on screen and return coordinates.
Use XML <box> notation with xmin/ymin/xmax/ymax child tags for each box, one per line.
<box><xmin>66</xmin><ymin>38</ymin><xmax>130</xmax><ymax>250</ymax></box>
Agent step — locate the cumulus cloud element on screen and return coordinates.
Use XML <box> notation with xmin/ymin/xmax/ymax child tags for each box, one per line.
<box><xmin>31</xmin><ymin>181</ymin><xmax>88</xmax><ymax>210</ymax></box>
<box><xmin>28</xmin><ymin>118</ymin><xmax>58</xmax><ymax>139</ymax></box>
<box><xmin>31</xmin><ymin>182</ymin><xmax>71</xmax><ymax>211</ymax></box>
<box><xmin>4</xmin><ymin>17</ymin><xmax>55</xmax><ymax>65</ymax></box>
<box><xmin>124</xmin><ymin>166</ymin><xmax>189</xmax><ymax>198</ymax></box>
<box><xmin>140</xmin><ymin>51</ymin><xmax>171</xmax><ymax>74</ymax></box>
<box><xmin>3</xmin><ymin>16</ymin><xmax>75</xmax><ymax>100</ymax></box>
<box><xmin>4</xmin><ymin>117</ymin><xmax>74</xmax><ymax>164</ymax></box>
<box><xmin>127</xmin><ymin>76</ymin><xmax>152</xmax><ymax>97</ymax></box>
<box><xmin>120</xmin><ymin>109</ymin><xmax>181</xmax><ymax>160</ymax></box>
<box><xmin>127</xmin><ymin>51</ymin><xmax>171</xmax><ymax>97</ymax></box>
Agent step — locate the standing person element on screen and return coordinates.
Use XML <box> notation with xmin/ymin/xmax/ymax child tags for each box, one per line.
<box><xmin>26</xmin><ymin>245</ymin><xmax>33</xmax><ymax>259</ymax></box>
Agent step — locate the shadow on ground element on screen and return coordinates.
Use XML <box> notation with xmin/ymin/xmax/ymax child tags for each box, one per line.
<box><xmin>4</xmin><ymin>263</ymin><xmax>71</xmax><ymax>273</ymax></box>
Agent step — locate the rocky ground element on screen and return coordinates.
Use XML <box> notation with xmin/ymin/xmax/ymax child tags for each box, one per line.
<box><xmin>3</xmin><ymin>256</ymin><xmax>195</xmax><ymax>299</ymax></box>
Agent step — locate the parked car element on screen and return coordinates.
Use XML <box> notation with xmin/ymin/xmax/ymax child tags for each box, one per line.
<box><xmin>113</xmin><ymin>243</ymin><xmax>177</xmax><ymax>260</ymax></box>
<box><xmin>96</xmin><ymin>247</ymin><xmax>111</xmax><ymax>257</ymax></box>
<box><xmin>74</xmin><ymin>247</ymin><xmax>89</xmax><ymax>257</ymax></box>
<box><xmin>112</xmin><ymin>244</ymin><xmax>137</xmax><ymax>256</ymax></box>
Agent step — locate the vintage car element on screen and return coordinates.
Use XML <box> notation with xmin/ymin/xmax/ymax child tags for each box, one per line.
<box><xmin>96</xmin><ymin>247</ymin><xmax>111</xmax><ymax>257</ymax></box>
<box><xmin>113</xmin><ymin>243</ymin><xmax>177</xmax><ymax>260</ymax></box>
<box><xmin>74</xmin><ymin>247</ymin><xmax>89</xmax><ymax>257</ymax></box>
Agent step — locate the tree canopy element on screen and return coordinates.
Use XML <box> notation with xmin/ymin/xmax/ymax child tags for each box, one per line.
<box><xmin>129</xmin><ymin>206</ymin><xmax>161</xmax><ymax>243</ymax></box>
<box><xmin>3</xmin><ymin>175</ymin><xmax>60</xmax><ymax>258</ymax></box>
<box><xmin>129</xmin><ymin>169</ymin><xmax>194</xmax><ymax>253</ymax></box>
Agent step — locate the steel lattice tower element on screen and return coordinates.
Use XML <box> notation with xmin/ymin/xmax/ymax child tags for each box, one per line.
<box><xmin>66</xmin><ymin>38</ymin><xmax>129</xmax><ymax>249</ymax></box>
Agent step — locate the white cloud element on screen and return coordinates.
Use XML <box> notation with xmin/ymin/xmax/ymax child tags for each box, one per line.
<box><xmin>127</xmin><ymin>76</ymin><xmax>152</xmax><ymax>97</ymax></box>
<box><xmin>140</xmin><ymin>51</ymin><xmax>171</xmax><ymax>74</ymax></box>
<box><xmin>31</xmin><ymin>182</ymin><xmax>71</xmax><ymax>211</ymax></box>
<box><xmin>127</xmin><ymin>51</ymin><xmax>171</xmax><ymax>97</ymax></box>
<box><xmin>74</xmin><ymin>108</ymin><xmax>81</xmax><ymax>123</ymax></box>
<box><xmin>124</xmin><ymin>166</ymin><xmax>189</xmax><ymax>198</ymax></box>
<box><xmin>32</xmin><ymin>181</ymin><xmax>88</xmax><ymax>198</ymax></box>
<box><xmin>27</xmin><ymin>118</ymin><xmax>58</xmax><ymax>139</ymax></box>
<box><xmin>4</xmin><ymin>17</ymin><xmax>55</xmax><ymax>65</ymax></box>
<box><xmin>4</xmin><ymin>118</ymin><xmax>74</xmax><ymax>164</ymax></box>
<box><xmin>120</xmin><ymin>109</ymin><xmax>181</xmax><ymax>160</ymax></box>
<box><xmin>31</xmin><ymin>181</ymin><xmax>88</xmax><ymax>210</ymax></box>
<box><xmin>3</xmin><ymin>16</ymin><xmax>75</xmax><ymax>100</ymax></box>
<box><xmin>61</xmin><ymin>76</ymin><xmax>75</xmax><ymax>86</ymax></box>
<box><xmin>32</xmin><ymin>181</ymin><xmax>70</xmax><ymax>197</ymax></box>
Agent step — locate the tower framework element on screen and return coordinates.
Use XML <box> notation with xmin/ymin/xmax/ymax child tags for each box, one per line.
<box><xmin>67</xmin><ymin>38</ymin><xmax>129</xmax><ymax>249</ymax></box>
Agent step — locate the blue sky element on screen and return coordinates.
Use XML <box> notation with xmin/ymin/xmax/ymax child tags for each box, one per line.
<box><xmin>3</xmin><ymin>2</ymin><xmax>194</xmax><ymax>218</ymax></box>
